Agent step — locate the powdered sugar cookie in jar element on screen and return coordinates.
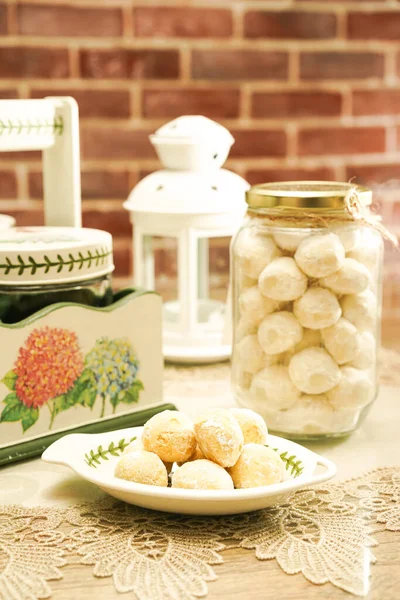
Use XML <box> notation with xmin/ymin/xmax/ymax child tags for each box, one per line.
<box><xmin>231</xmin><ymin>181</ymin><xmax>394</xmax><ymax>439</ymax></box>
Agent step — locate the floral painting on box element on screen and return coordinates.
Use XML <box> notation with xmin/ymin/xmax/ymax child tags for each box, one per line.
<box><xmin>0</xmin><ymin>326</ymin><xmax>144</xmax><ymax>432</ymax></box>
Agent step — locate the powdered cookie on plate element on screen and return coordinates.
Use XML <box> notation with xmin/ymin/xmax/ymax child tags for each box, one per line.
<box><xmin>142</xmin><ymin>410</ymin><xmax>196</xmax><ymax>463</ymax></box>
<box><xmin>115</xmin><ymin>450</ymin><xmax>168</xmax><ymax>487</ymax></box>
<box><xmin>194</xmin><ymin>408</ymin><xmax>244</xmax><ymax>468</ymax></box>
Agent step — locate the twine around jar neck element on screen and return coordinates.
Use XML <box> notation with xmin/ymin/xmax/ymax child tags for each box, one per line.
<box><xmin>343</xmin><ymin>187</ymin><xmax>398</xmax><ymax>247</ymax></box>
<box><xmin>247</xmin><ymin>186</ymin><xmax>399</xmax><ymax>248</ymax></box>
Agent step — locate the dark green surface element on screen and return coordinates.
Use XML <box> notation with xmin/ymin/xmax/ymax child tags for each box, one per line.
<box><xmin>0</xmin><ymin>277</ymin><xmax>112</xmax><ymax>324</ymax></box>
<box><xmin>0</xmin><ymin>403</ymin><xmax>177</xmax><ymax>466</ymax></box>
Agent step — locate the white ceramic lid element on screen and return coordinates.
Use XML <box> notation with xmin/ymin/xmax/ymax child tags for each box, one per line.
<box><xmin>0</xmin><ymin>226</ymin><xmax>114</xmax><ymax>286</ymax></box>
<box><xmin>150</xmin><ymin>115</ymin><xmax>234</xmax><ymax>144</ymax></box>
<box><xmin>124</xmin><ymin>169</ymin><xmax>249</xmax><ymax>216</ymax></box>
<box><xmin>0</xmin><ymin>215</ymin><xmax>15</xmax><ymax>230</ymax></box>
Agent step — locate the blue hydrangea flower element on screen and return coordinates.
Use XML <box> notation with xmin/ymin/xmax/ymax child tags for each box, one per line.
<box><xmin>85</xmin><ymin>338</ymin><xmax>140</xmax><ymax>401</ymax></box>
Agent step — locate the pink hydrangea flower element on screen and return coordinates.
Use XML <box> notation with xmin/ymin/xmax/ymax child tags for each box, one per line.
<box><xmin>14</xmin><ymin>326</ymin><xmax>84</xmax><ymax>408</ymax></box>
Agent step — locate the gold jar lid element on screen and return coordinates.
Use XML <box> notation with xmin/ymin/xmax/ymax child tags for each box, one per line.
<box><xmin>246</xmin><ymin>181</ymin><xmax>372</xmax><ymax>211</ymax></box>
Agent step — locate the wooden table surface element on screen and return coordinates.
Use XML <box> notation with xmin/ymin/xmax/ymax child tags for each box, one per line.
<box><xmin>47</xmin><ymin>529</ymin><xmax>399</xmax><ymax>600</ymax></box>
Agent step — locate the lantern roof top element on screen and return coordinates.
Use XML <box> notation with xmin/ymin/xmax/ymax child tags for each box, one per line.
<box><xmin>123</xmin><ymin>168</ymin><xmax>249</xmax><ymax>216</ymax></box>
<box><xmin>152</xmin><ymin>115</ymin><xmax>234</xmax><ymax>144</ymax></box>
<box><xmin>149</xmin><ymin>115</ymin><xmax>235</xmax><ymax>171</ymax></box>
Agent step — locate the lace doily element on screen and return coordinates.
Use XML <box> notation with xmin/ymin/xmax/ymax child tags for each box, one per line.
<box><xmin>1</xmin><ymin>468</ymin><xmax>399</xmax><ymax>600</ymax></box>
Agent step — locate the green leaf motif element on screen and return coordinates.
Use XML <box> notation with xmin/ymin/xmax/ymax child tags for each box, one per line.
<box><xmin>21</xmin><ymin>406</ymin><xmax>39</xmax><ymax>432</ymax></box>
<box><xmin>3</xmin><ymin>391</ymin><xmax>20</xmax><ymax>406</ymax></box>
<box><xmin>272</xmin><ymin>448</ymin><xmax>304</xmax><ymax>478</ymax></box>
<box><xmin>109</xmin><ymin>394</ymin><xmax>118</xmax><ymax>410</ymax></box>
<box><xmin>0</xmin><ymin>117</ymin><xmax>64</xmax><ymax>138</ymax></box>
<box><xmin>85</xmin><ymin>436</ymin><xmax>136</xmax><ymax>468</ymax></box>
<box><xmin>52</xmin><ymin>394</ymin><xmax>74</xmax><ymax>416</ymax></box>
<box><xmin>73</xmin><ymin>369</ymin><xmax>97</xmax><ymax>409</ymax></box>
<box><xmin>0</xmin><ymin>393</ymin><xmax>24</xmax><ymax>422</ymax></box>
<box><xmin>0</xmin><ymin>393</ymin><xmax>39</xmax><ymax>432</ymax></box>
<box><xmin>121</xmin><ymin>380</ymin><xmax>144</xmax><ymax>404</ymax></box>
<box><xmin>0</xmin><ymin>248</ymin><xmax>112</xmax><ymax>278</ymax></box>
<box><xmin>89</xmin><ymin>449</ymin><xmax>101</xmax><ymax>465</ymax></box>
<box><xmin>49</xmin><ymin>369</ymin><xmax>98</xmax><ymax>427</ymax></box>
<box><xmin>2</xmin><ymin>370</ymin><xmax>17</xmax><ymax>391</ymax></box>
<box><xmin>79</xmin><ymin>369</ymin><xmax>96</xmax><ymax>385</ymax></box>
<box><xmin>111</xmin><ymin>380</ymin><xmax>144</xmax><ymax>410</ymax></box>
<box><xmin>80</xmin><ymin>387</ymin><xmax>97</xmax><ymax>409</ymax></box>
<box><xmin>108</xmin><ymin>441</ymin><xmax>119</xmax><ymax>457</ymax></box>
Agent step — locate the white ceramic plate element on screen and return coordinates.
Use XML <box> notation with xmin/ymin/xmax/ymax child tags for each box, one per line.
<box><xmin>42</xmin><ymin>427</ymin><xmax>337</xmax><ymax>515</ymax></box>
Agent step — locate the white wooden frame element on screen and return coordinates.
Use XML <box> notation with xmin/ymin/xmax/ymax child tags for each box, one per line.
<box><xmin>0</xmin><ymin>97</ymin><xmax>82</xmax><ymax>227</ymax></box>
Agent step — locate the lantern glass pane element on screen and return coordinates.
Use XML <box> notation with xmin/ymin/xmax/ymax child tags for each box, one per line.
<box><xmin>142</xmin><ymin>235</ymin><xmax>178</xmax><ymax>320</ymax></box>
<box><xmin>196</xmin><ymin>236</ymin><xmax>230</xmax><ymax>330</ymax></box>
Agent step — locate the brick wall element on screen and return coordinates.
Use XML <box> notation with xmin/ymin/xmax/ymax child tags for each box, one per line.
<box><xmin>0</xmin><ymin>0</ymin><xmax>399</xmax><ymax>335</ymax></box>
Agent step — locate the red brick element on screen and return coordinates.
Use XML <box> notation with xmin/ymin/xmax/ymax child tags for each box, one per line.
<box><xmin>6</xmin><ymin>208</ymin><xmax>133</xmax><ymax>252</ymax></box>
<box><xmin>244</xmin><ymin>10</ymin><xmax>336</xmax><ymax>39</ymax></box>
<box><xmin>17</xmin><ymin>4</ymin><xmax>122</xmax><ymax>37</ymax></box>
<box><xmin>137</xmin><ymin>237</ymin><xmax>174</xmax><ymax>275</ymax></box>
<box><xmin>138</xmin><ymin>170</ymin><xmax>153</xmax><ymax>181</ymax></box>
<box><xmin>246</xmin><ymin>167</ymin><xmax>336</xmax><ymax>186</ymax></box>
<box><xmin>113</xmin><ymin>242</ymin><xmax>131</xmax><ymax>277</ymax></box>
<box><xmin>0</xmin><ymin>47</ymin><xmax>69</xmax><ymax>79</ymax></box>
<box><xmin>113</xmin><ymin>276</ymin><xmax>131</xmax><ymax>291</ymax></box>
<box><xmin>230</xmin><ymin>129</ymin><xmax>286</xmax><ymax>158</ymax></box>
<box><xmin>298</xmin><ymin>127</ymin><xmax>386</xmax><ymax>156</ymax></box>
<box><xmin>29</xmin><ymin>169</ymin><xmax>131</xmax><ymax>200</ymax></box>
<box><xmin>353</xmin><ymin>90</ymin><xmax>400</xmax><ymax>116</ymax></box>
<box><xmin>142</xmin><ymin>88</ymin><xmax>240</xmax><ymax>119</ymax></box>
<box><xmin>252</xmin><ymin>91</ymin><xmax>342</xmax><ymax>118</ymax></box>
<box><xmin>30</xmin><ymin>88</ymin><xmax>130</xmax><ymax>119</ymax></box>
<box><xmin>192</xmin><ymin>50</ymin><xmax>288</xmax><ymax>81</ymax></box>
<box><xmin>80</xmin><ymin>49</ymin><xmax>179</xmax><ymax>80</ymax></box>
<box><xmin>6</xmin><ymin>206</ymin><xmax>44</xmax><ymax>227</ymax></box>
<box><xmin>209</xmin><ymin>239</ymin><xmax>229</xmax><ymax>275</ymax></box>
<box><xmin>345</xmin><ymin>164</ymin><xmax>400</xmax><ymax>186</ymax></box>
<box><xmin>82</xmin><ymin>128</ymin><xmax>154</xmax><ymax>161</ymax></box>
<box><xmin>81</xmin><ymin>171</ymin><xmax>132</xmax><ymax>200</ymax></box>
<box><xmin>392</xmin><ymin>202</ymin><xmax>400</xmax><ymax>224</ymax></box>
<box><xmin>83</xmin><ymin>207</ymin><xmax>131</xmax><ymax>237</ymax></box>
<box><xmin>348</xmin><ymin>12</ymin><xmax>400</xmax><ymax>40</ymax></box>
<box><xmin>134</xmin><ymin>7</ymin><xmax>232</xmax><ymax>38</ymax></box>
<box><xmin>0</xmin><ymin>150</ymin><xmax>41</xmax><ymax>161</ymax></box>
<box><xmin>27</xmin><ymin>172</ymin><xmax>43</xmax><ymax>199</ymax></box>
<box><xmin>383</xmin><ymin>243</ymin><xmax>400</xmax><ymax>267</ymax></box>
<box><xmin>0</xmin><ymin>170</ymin><xmax>17</xmax><ymax>198</ymax></box>
<box><xmin>153</xmin><ymin>246</ymin><xmax>177</xmax><ymax>279</ymax></box>
<box><xmin>0</xmin><ymin>3</ymin><xmax>7</xmax><ymax>35</ymax></box>
<box><xmin>0</xmin><ymin>89</ymin><xmax>18</xmax><ymax>99</ymax></box>
<box><xmin>300</xmin><ymin>52</ymin><xmax>384</xmax><ymax>80</ymax></box>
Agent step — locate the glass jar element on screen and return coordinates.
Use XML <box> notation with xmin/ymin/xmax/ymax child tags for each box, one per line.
<box><xmin>231</xmin><ymin>182</ymin><xmax>383</xmax><ymax>439</ymax></box>
<box><xmin>0</xmin><ymin>275</ymin><xmax>113</xmax><ymax>323</ymax></box>
<box><xmin>0</xmin><ymin>226</ymin><xmax>114</xmax><ymax>323</ymax></box>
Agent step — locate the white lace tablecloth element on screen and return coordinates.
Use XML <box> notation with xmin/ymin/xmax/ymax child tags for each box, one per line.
<box><xmin>1</xmin><ymin>351</ymin><xmax>400</xmax><ymax>600</ymax></box>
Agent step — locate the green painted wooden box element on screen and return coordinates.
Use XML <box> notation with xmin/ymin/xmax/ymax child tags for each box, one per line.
<box><xmin>0</xmin><ymin>288</ymin><xmax>169</xmax><ymax>465</ymax></box>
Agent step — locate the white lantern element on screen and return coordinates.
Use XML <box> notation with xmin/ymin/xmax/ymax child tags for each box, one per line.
<box><xmin>124</xmin><ymin>116</ymin><xmax>249</xmax><ymax>363</ymax></box>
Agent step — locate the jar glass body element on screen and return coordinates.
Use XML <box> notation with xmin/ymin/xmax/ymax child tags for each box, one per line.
<box><xmin>231</xmin><ymin>212</ymin><xmax>383</xmax><ymax>439</ymax></box>
<box><xmin>0</xmin><ymin>274</ymin><xmax>113</xmax><ymax>324</ymax></box>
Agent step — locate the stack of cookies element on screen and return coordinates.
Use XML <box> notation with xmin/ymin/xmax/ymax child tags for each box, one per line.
<box><xmin>115</xmin><ymin>408</ymin><xmax>285</xmax><ymax>490</ymax></box>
